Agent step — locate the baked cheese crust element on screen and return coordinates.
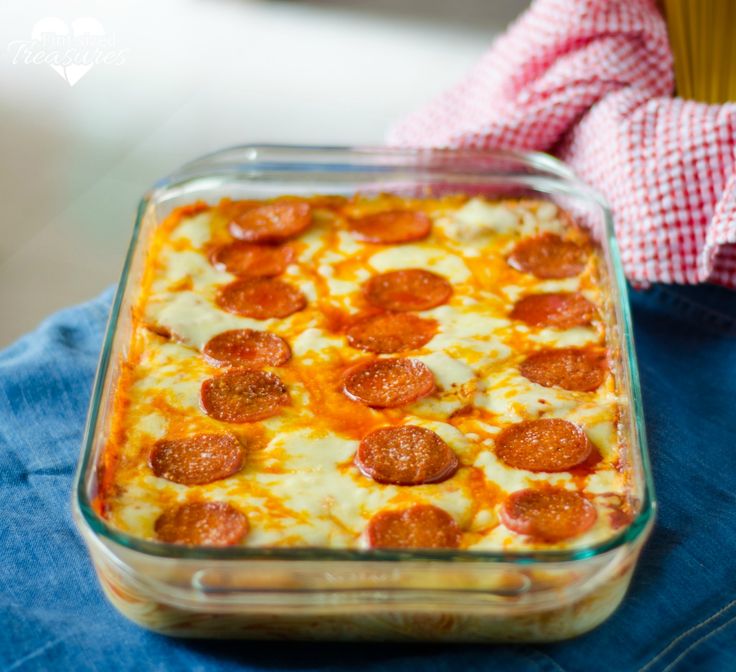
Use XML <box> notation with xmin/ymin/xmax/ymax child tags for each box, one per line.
<box><xmin>98</xmin><ymin>194</ymin><xmax>633</xmax><ymax>551</ymax></box>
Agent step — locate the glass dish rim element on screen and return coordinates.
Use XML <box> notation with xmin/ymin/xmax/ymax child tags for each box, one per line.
<box><xmin>73</xmin><ymin>144</ymin><xmax>656</xmax><ymax>565</ymax></box>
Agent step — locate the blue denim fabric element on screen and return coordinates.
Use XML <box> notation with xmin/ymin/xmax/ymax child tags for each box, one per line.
<box><xmin>1</xmin><ymin>284</ymin><xmax>735</xmax><ymax>672</ymax></box>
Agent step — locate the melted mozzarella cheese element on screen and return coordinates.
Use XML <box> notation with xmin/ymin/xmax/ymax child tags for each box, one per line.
<box><xmin>169</xmin><ymin>211</ymin><xmax>212</xmax><ymax>246</ymax></box>
<box><xmin>146</xmin><ymin>291</ymin><xmax>272</xmax><ymax>349</ymax></box>
<box><xmin>527</xmin><ymin>326</ymin><xmax>600</xmax><ymax>347</ymax></box>
<box><xmin>425</xmin><ymin>305</ymin><xmax>513</xmax><ymax>364</ymax></box>
<box><xmin>444</xmin><ymin>198</ymin><xmax>519</xmax><ymax>239</ymax></box>
<box><xmin>411</xmin><ymin>351</ymin><xmax>477</xmax><ymax>417</ymax></box>
<box><xmin>368</xmin><ymin>245</ymin><xmax>471</xmax><ymax>283</ymax></box>
<box><xmin>291</xmin><ymin>328</ymin><xmax>344</xmax><ymax>360</ymax></box>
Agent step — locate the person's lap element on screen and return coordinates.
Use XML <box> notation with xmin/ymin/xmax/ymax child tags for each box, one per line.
<box><xmin>1</xmin><ymin>284</ymin><xmax>734</xmax><ymax>672</ymax></box>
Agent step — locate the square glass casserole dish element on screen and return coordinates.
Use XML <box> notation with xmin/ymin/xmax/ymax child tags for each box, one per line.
<box><xmin>72</xmin><ymin>145</ymin><xmax>655</xmax><ymax>642</ymax></box>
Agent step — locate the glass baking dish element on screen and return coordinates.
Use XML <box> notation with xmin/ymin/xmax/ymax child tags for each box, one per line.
<box><xmin>72</xmin><ymin>145</ymin><xmax>655</xmax><ymax>642</ymax></box>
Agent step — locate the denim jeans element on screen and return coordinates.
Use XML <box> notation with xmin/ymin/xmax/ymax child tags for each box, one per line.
<box><xmin>1</xmin><ymin>284</ymin><xmax>734</xmax><ymax>672</ymax></box>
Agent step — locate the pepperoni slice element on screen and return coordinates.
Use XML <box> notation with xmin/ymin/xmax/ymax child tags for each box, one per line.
<box><xmin>356</xmin><ymin>425</ymin><xmax>459</xmax><ymax>485</ymax></box>
<box><xmin>229</xmin><ymin>200</ymin><xmax>312</xmax><ymax>243</ymax></box>
<box><xmin>216</xmin><ymin>278</ymin><xmax>307</xmax><ymax>319</ymax></box>
<box><xmin>495</xmin><ymin>418</ymin><xmax>592</xmax><ymax>472</ymax></box>
<box><xmin>203</xmin><ymin>329</ymin><xmax>291</xmax><ymax>368</ymax></box>
<box><xmin>210</xmin><ymin>242</ymin><xmax>294</xmax><ymax>277</ymax></box>
<box><xmin>349</xmin><ymin>210</ymin><xmax>431</xmax><ymax>244</ymax></box>
<box><xmin>520</xmin><ymin>348</ymin><xmax>607</xmax><ymax>391</ymax></box>
<box><xmin>201</xmin><ymin>370</ymin><xmax>289</xmax><ymax>423</ymax></box>
<box><xmin>510</xmin><ymin>292</ymin><xmax>597</xmax><ymax>329</ymax></box>
<box><xmin>342</xmin><ymin>358</ymin><xmax>435</xmax><ymax>408</ymax></box>
<box><xmin>500</xmin><ymin>488</ymin><xmax>597</xmax><ymax>541</ymax></box>
<box><xmin>366</xmin><ymin>505</ymin><xmax>461</xmax><ymax>549</ymax></box>
<box><xmin>507</xmin><ymin>233</ymin><xmax>588</xmax><ymax>278</ymax></box>
<box><xmin>363</xmin><ymin>269</ymin><xmax>452</xmax><ymax>312</ymax></box>
<box><xmin>346</xmin><ymin>313</ymin><xmax>437</xmax><ymax>354</ymax></box>
<box><xmin>154</xmin><ymin>502</ymin><xmax>249</xmax><ymax>546</ymax></box>
<box><xmin>149</xmin><ymin>433</ymin><xmax>245</xmax><ymax>485</ymax></box>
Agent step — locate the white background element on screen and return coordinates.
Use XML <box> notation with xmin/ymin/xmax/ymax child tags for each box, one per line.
<box><xmin>0</xmin><ymin>0</ymin><xmax>529</xmax><ymax>345</ymax></box>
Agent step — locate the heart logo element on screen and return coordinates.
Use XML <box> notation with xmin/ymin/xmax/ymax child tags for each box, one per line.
<box><xmin>30</xmin><ymin>17</ymin><xmax>106</xmax><ymax>86</ymax></box>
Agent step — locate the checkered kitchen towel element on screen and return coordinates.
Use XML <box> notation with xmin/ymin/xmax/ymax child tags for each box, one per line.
<box><xmin>389</xmin><ymin>0</ymin><xmax>736</xmax><ymax>288</ymax></box>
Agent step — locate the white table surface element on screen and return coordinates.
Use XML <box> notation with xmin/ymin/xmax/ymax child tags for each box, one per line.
<box><xmin>0</xmin><ymin>0</ymin><xmax>528</xmax><ymax>346</ymax></box>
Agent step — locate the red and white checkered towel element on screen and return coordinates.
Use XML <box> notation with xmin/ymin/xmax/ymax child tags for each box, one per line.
<box><xmin>389</xmin><ymin>0</ymin><xmax>736</xmax><ymax>288</ymax></box>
